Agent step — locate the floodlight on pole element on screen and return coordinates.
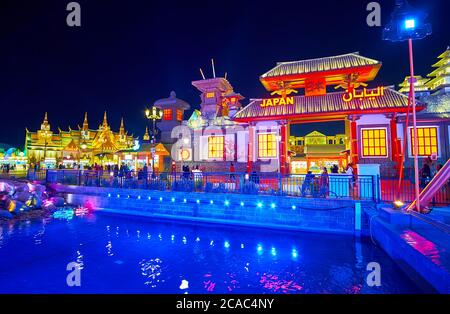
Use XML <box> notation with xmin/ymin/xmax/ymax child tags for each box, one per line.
<box><xmin>383</xmin><ymin>0</ymin><xmax>432</xmax><ymax>213</ymax></box>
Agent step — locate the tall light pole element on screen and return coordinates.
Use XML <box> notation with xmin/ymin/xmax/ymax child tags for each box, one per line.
<box><xmin>383</xmin><ymin>0</ymin><xmax>431</xmax><ymax>212</ymax></box>
<box><xmin>145</xmin><ymin>106</ymin><xmax>163</xmax><ymax>174</ymax></box>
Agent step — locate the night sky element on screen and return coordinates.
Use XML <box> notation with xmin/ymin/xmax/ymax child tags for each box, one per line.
<box><xmin>1</xmin><ymin>0</ymin><xmax>448</xmax><ymax>148</ymax></box>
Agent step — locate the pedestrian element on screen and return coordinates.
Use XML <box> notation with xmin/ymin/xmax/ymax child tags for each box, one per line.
<box><xmin>420</xmin><ymin>160</ymin><xmax>431</xmax><ymax>188</ymax></box>
<box><xmin>301</xmin><ymin>171</ymin><xmax>315</xmax><ymax>196</ymax></box>
<box><xmin>319</xmin><ymin>167</ymin><xmax>329</xmax><ymax>197</ymax></box>
<box><xmin>229</xmin><ymin>162</ymin><xmax>235</xmax><ymax>180</ymax></box>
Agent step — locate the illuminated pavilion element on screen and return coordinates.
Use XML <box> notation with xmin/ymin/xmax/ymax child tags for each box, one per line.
<box><xmin>25</xmin><ymin>112</ymin><xmax>138</xmax><ymax>168</ymax></box>
<box><xmin>174</xmin><ymin>51</ymin><xmax>449</xmax><ymax>176</ymax></box>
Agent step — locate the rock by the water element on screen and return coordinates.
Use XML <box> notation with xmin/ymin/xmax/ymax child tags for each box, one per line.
<box><xmin>0</xmin><ymin>209</ymin><xmax>13</xmax><ymax>219</ymax></box>
<box><xmin>15</xmin><ymin>191</ymin><xmax>31</xmax><ymax>203</ymax></box>
<box><xmin>48</xmin><ymin>196</ymin><xmax>65</xmax><ymax>207</ymax></box>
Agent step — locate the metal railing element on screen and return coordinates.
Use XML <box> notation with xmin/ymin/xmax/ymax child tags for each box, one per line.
<box><xmin>28</xmin><ymin>169</ymin><xmax>382</xmax><ymax>202</ymax></box>
<box><xmin>380</xmin><ymin>177</ymin><xmax>450</xmax><ymax>205</ymax></box>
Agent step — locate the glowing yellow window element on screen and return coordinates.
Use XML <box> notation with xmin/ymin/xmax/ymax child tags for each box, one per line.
<box><xmin>176</xmin><ymin>109</ymin><xmax>183</xmax><ymax>121</ymax></box>
<box><xmin>410</xmin><ymin>127</ymin><xmax>438</xmax><ymax>156</ymax></box>
<box><xmin>258</xmin><ymin>133</ymin><xmax>277</xmax><ymax>158</ymax></box>
<box><xmin>361</xmin><ymin>128</ymin><xmax>387</xmax><ymax>157</ymax></box>
<box><xmin>208</xmin><ymin>136</ymin><xmax>224</xmax><ymax>159</ymax></box>
<box><xmin>163</xmin><ymin>109</ymin><xmax>173</xmax><ymax>121</ymax></box>
<box><xmin>206</xmin><ymin>92</ymin><xmax>215</xmax><ymax>98</ymax></box>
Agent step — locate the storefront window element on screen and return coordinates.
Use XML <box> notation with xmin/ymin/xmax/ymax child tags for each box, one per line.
<box><xmin>258</xmin><ymin>133</ymin><xmax>277</xmax><ymax>158</ymax></box>
<box><xmin>208</xmin><ymin>136</ymin><xmax>224</xmax><ymax>159</ymax></box>
<box><xmin>361</xmin><ymin>128</ymin><xmax>387</xmax><ymax>157</ymax></box>
<box><xmin>163</xmin><ymin>109</ymin><xmax>173</xmax><ymax>121</ymax></box>
<box><xmin>176</xmin><ymin>109</ymin><xmax>183</xmax><ymax>121</ymax></box>
<box><xmin>409</xmin><ymin>127</ymin><xmax>438</xmax><ymax>156</ymax></box>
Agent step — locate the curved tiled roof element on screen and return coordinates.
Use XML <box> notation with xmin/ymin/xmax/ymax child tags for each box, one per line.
<box><xmin>260</xmin><ymin>52</ymin><xmax>380</xmax><ymax>78</ymax></box>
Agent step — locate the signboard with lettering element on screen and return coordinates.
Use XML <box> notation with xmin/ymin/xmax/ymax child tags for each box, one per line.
<box><xmin>260</xmin><ymin>96</ymin><xmax>294</xmax><ymax>108</ymax></box>
<box><xmin>342</xmin><ymin>87</ymin><xmax>385</xmax><ymax>102</ymax></box>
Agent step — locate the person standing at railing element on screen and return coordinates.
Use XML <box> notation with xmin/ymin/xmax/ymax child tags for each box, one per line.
<box><xmin>319</xmin><ymin>167</ymin><xmax>329</xmax><ymax>198</ymax></box>
<box><xmin>192</xmin><ymin>165</ymin><xmax>202</xmax><ymax>182</ymax></box>
<box><xmin>229</xmin><ymin>162</ymin><xmax>235</xmax><ymax>180</ymax></box>
<box><xmin>420</xmin><ymin>160</ymin><xmax>431</xmax><ymax>189</ymax></box>
<box><xmin>345</xmin><ymin>163</ymin><xmax>356</xmax><ymax>190</ymax></box>
<box><xmin>143</xmin><ymin>163</ymin><xmax>148</xmax><ymax>186</ymax></box>
<box><xmin>331</xmin><ymin>164</ymin><xmax>339</xmax><ymax>174</ymax></box>
<box><xmin>301</xmin><ymin>171</ymin><xmax>315</xmax><ymax>197</ymax></box>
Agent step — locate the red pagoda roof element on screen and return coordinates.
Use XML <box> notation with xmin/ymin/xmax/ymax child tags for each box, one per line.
<box><xmin>233</xmin><ymin>88</ymin><xmax>424</xmax><ymax>122</ymax></box>
<box><xmin>260</xmin><ymin>52</ymin><xmax>381</xmax><ymax>91</ymax></box>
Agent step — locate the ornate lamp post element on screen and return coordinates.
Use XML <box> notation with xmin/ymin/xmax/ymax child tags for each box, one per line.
<box><xmin>145</xmin><ymin>106</ymin><xmax>163</xmax><ymax>174</ymax></box>
<box><xmin>383</xmin><ymin>0</ymin><xmax>432</xmax><ymax>212</ymax></box>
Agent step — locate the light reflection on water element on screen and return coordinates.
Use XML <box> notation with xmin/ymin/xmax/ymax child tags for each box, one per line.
<box><xmin>0</xmin><ymin>212</ymin><xmax>427</xmax><ymax>293</ymax></box>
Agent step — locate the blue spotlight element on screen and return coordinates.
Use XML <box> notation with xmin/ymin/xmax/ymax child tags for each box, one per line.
<box><xmin>257</xmin><ymin>244</ymin><xmax>263</xmax><ymax>253</ymax></box>
<box><xmin>224</xmin><ymin>241</ymin><xmax>230</xmax><ymax>248</ymax></box>
<box><xmin>271</xmin><ymin>247</ymin><xmax>277</xmax><ymax>256</ymax></box>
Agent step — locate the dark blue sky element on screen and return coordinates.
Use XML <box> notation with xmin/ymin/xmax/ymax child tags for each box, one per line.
<box><xmin>0</xmin><ymin>0</ymin><xmax>448</xmax><ymax>147</ymax></box>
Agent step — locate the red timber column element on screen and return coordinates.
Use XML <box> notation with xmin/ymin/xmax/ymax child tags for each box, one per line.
<box><xmin>389</xmin><ymin>115</ymin><xmax>400</xmax><ymax>171</ymax></box>
<box><xmin>279</xmin><ymin>122</ymin><xmax>288</xmax><ymax>175</ymax></box>
<box><xmin>350</xmin><ymin>116</ymin><xmax>359</xmax><ymax>166</ymax></box>
<box><xmin>247</xmin><ymin>123</ymin><xmax>254</xmax><ymax>173</ymax></box>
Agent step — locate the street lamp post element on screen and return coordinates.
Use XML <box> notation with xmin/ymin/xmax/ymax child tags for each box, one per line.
<box><xmin>383</xmin><ymin>0</ymin><xmax>432</xmax><ymax>212</ymax></box>
<box><xmin>145</xmin><ymin>106</ymin><xmax>163</xmax><ymax>175</ymax></box>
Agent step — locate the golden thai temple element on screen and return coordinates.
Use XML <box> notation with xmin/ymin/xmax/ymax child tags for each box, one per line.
<box><xmin>25</xmin><ymin>112</ymin><xmax>138</xmax><ymax>168</ymax></box>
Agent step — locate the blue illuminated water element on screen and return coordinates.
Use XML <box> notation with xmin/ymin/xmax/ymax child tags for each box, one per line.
<box><xmin>0</xmin><ymin>212</ymin><xmax>425</xmax><ymax>293</ymax></box>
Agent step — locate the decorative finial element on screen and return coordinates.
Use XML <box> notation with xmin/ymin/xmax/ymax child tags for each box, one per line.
<box><xmin>82</xmin><ymin>112</ymin><xmax>89</xmax><ymax>130</ymax></box>
<box><xmin>143</xmin><ymin>126</ymin><xmax>150</xmax><ymax>141</ymax></box>
<box><xmin>211</xmin><ymin>58</ymin><xmax>216</xmax><ymax>78</ymax></box>
<box><xmin>102</xmin><ymin>111</ymin><xmax>108</xmax><ymax>127</ymax></box>
<box><xmin>200</xmin><ymin>68</ymin><xmax>206</xmax><ymax>80</ymax></box>
<box><xmin>119</xmin><ymin>117</ymin><xmax>125</xmax><ymax>135</ymax></box>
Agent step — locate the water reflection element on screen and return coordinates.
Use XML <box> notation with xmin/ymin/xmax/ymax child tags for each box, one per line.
<box><xmin>0</xmin><ymin>213</ymin><xmax>426</xmax><ymax>294</ymax></box>
<box><xmin>140</xmin><ymin>258</ymin><xmax>164</xmax><ymax>288</ymax></box>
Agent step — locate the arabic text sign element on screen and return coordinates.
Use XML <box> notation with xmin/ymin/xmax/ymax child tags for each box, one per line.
<box><xmin>342</xmin><ymin>87</ymin><xmax>385</xmax><ymax>102</ymax></box>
